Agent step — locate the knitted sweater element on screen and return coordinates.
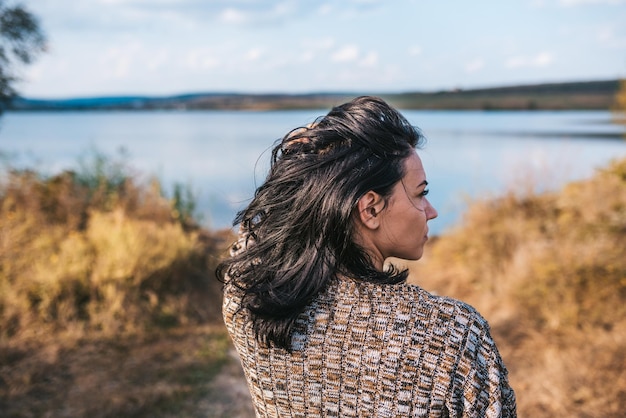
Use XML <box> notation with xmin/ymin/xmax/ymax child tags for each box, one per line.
<box><xmin>223</xmin><ymin>276</ymin><xmax>516</xmax><ymax>417</ymax></box>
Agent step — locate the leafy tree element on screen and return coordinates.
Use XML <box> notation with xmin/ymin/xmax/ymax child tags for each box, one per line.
<box><xmin>0</xmin><ymin>0</ymin><xmax>46</xmax><ymax>113</ymax></box>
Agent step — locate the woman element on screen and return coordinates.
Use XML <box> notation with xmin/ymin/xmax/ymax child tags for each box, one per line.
<box><xmin>218</xmin><ymin>96</ymin><xmax>516</xmax><ymax>417</ymax></box>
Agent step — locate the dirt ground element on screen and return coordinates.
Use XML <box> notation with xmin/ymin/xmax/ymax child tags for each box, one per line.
<box><xmin>0</xmin><ymin>327</ymin><xmax>256</xmax><ymax>418</ymax></box>
<box><xmin>200</xmin><ymin>348</ymin><xmax>255</xmax><ymax>418</ymax></box>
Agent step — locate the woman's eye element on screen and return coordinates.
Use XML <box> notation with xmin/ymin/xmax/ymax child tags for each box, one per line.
<box><xmin>418</xmin><ymin>189</ymin><xmax>429</xmax><ymax>198</ymax></box>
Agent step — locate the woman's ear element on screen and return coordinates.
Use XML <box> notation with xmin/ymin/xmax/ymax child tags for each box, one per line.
<box><xmin>355</xmin><ymin>191</ymin><xmax>385</xmax><ymax>230</ymax></box>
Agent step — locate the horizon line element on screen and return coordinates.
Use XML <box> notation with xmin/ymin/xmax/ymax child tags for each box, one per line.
<box><xmin>18</xmin><ymin>77</ymin><xmax>620</xmax><ymax>102</ymax></box>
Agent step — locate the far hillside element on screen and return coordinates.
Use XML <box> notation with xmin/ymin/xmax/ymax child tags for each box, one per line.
<box><xmin>9</xmin><ymin>79</ymin><xmax>621</xmax><ymax>111</ymax></box>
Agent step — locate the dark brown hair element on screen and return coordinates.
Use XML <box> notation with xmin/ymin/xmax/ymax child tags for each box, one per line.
<box><xmin>217</xmin><ymin>96</ymin><xmax>425</xmax><ymax>349</ymax></box>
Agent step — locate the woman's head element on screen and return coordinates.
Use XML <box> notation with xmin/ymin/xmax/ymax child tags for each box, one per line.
<box><xmin>220</xmin><ymin>96</ymin><xmax>432</xmax><ymax>348</ymax></box>
<box><xmin>251</xmin><ymin>95</ymin><xmax>426</xmax><ymax>262</ymax></box>
<box><xmin>352</xmin><ymin>151</ymin><xmax>438</xmax><ymax>269</ymax></box>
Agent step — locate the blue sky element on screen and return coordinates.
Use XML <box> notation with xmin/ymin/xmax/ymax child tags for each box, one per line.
<box><xmin>16</xmin><ymin>0</ymin><xmax>626</xmax><ymax>98</ymax></box>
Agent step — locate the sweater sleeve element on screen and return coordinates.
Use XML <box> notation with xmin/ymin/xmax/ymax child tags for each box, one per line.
<box><xmin>447</xmin><ymin>315</ymin><xmax>517</xmax><ymax>418</ymax></box>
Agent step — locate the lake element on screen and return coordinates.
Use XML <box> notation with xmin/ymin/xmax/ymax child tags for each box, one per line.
<box><xmin>1</xmin><ymin>109</ymin><xmax>625</xmax><ymax>235</ymax></box>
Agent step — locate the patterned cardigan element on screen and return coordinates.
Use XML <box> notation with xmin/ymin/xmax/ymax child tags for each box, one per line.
<box><xmin>223</xmin><ymin>232</ymin><xmax>516</xmax><ymax>417</ymax></box>
<box><xmin>223</xmin><ymin>274</ymin><xmax>516</xmax><ymax>417</ymax></box>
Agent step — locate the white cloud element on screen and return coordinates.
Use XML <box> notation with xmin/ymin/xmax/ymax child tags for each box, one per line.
<box><xmin>299</xmin><ymin>51</ymin><xmax>315</xmax><ymax>62</ymax></box>
<box><xmin>245</xmin><ymin>48</ymin><xmax>265</xmax><ymax>61</ymax></box>
<box><xmin>505</xmin><ymin>52</ymin><xmax>553</xmax><ymax>68</ymax></box>
<box><xmin>597</xmin><ymin>26</ymin><xmax>626</xmax><ymax>48</ymax></box>
<box><xmin>465</xmin><ymin>58</ymin><xmax>485</xmax><ymax>73</ymax></box>
<box><xmin>220</xmin><ymin>8</ymin><xmax>247</xmax><ymax>24</ymax></box>
<box><xmin>332</xmin><ymin>45</ymin><xmax>359</xmax><ymax>62</ymax></box>
<box><xmin>270</xmin><ymin>1</ymin><xmax>296</xmax><ymax>19</ymax></box>
<box><xmin>408</xmin><ymin>45</ymin><xmax>422</xmax><ymax>56</ymax></box>
<box><xmin>505</xmin><ymin>56</ymin><xmax>525</xmax><ymax>69</ymax></box>
<box><xmin>259</xmin><ymin>56</ymin><xmax>289</xmax><ymax>71</ymax></box>
<box><xmin>317</xmin><ymin>4</ymin><xmax>333</xmax><ymax>15</ymax></box>
<box><xmin>534</xmin><ymin>52</ymin><xmax>553</xmax><ymax>66</ymax></box>
<box><xmin>99</xmin><ymin>41</ymin><xmax>143</xmax><ymax>79</ymax></box>
<box><xmin>358</xmin><ymin>51</ymin><xmax>378</xmax><ymax>67</ymax></box>
<box><xmin>18</xmin><ymin>0</ymin><xmax>626</xmax><ymax>97</ymax></box>
<box><xmin>213</xmin><ymin>2</ymin><xmax>303</xmax><ymax>27</ymax></box>
<box><xmin>147</xmin><ymin>48</ymin><xmax>170</xmax><ymax>71</ymax></box>
<box><xmin>185</xmin><ymin>48</ymin><xmax>220</xmax><ymax>71</ymax></box>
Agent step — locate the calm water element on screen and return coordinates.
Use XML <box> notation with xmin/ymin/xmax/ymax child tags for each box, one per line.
<box><xmin>1</xmin><ymin>110</ymin><xmax>625</xmax><ymax>235</ymax></box>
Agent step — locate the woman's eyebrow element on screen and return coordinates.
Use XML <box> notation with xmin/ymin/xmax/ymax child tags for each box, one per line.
<box><xmin>417</xmin><ymin>180</ymin><xmax>428</xmax><ymax>188</ymax></box>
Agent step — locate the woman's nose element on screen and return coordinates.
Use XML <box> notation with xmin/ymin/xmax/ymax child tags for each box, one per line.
<box><xmin>425</xmin><ymin>198</ymin><xmax>438</xmax><ymax>220</ymax></box>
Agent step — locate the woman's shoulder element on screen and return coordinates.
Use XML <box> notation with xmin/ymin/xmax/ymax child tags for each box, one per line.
<box><xmin>404</xmin><ymin>282</ymin><xmax>488</xmax><ymax>326</ymax></box>
<box><xmin>328</xmin><ymin>277</ymin><xmax>489</xmax><ymax>332</ymax></box>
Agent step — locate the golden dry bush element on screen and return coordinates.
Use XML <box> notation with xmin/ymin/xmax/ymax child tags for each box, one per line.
<box><xmin>85</xmin><ymin>209</ymin><xmax>200</xmax><ymax>332</ymax></box>
<box><xmin>0</xmin><ymin>165</ymin><xmax>230</xmax><ymax>338</ymax></box>
<box><xmin>0</xmin><ymin>158</ymin><xmax>238</xmax><ymax>417</ymax></box>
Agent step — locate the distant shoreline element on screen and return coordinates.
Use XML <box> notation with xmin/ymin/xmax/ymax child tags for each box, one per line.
<box><xmin>8</xmin><ymin>79</ymin><xmax>622</xmax><ymax>112</ymax></box>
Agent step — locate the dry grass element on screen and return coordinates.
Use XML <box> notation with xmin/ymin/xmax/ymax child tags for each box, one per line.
<box><xmin>403</xmin><ymin>157</ymin><xmax>626</xmax><ymax>417</ymax></box>
<box><xmin>0</xmin><ymin>157</ymin><xmax>237</xmax><ymax>416</ymax></box>
<box><xmin>0</xmin><ymin>163</ymin><xmax>229</xmax><ymax>337</ymax></box>
<box><xmin>0</xmin><ymin>326</ymin><xmax>232</xmax><ymax>418</ymax></box>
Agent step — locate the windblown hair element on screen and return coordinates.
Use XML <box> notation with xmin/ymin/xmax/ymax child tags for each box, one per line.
<box><xmin>217</xmin><ymin>96</ymin><xmax>425</xmax><ymax>349</ymax></box>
